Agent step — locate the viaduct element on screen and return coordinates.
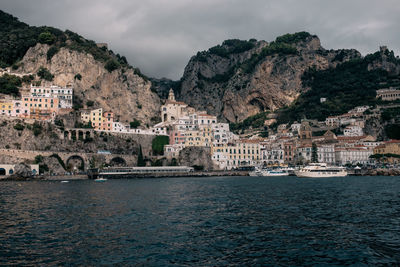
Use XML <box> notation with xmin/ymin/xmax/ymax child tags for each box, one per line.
<box><xmin>0</xmin><ymin>149</ymin><xmax>137</xmax><ymax>171</ymax></box>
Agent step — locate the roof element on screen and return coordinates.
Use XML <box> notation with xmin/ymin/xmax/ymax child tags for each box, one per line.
<box><xmin>165</xmin><ymin>100</ymin><xmax>187</xmax><ymax>105</ymax></box>
<box><xmin>385</xmin><ymin>139</ymin><xmax>400</xmax><ymax>144</ymax></box>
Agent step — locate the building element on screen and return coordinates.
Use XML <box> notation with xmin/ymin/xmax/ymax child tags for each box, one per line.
<box><xmin>317</xmin><ymin>144</ymin><xmax>336</xmax><ymax>164</ymax></box>
<box><xmin>30</xmin><ymin>85</ymin><xmax>73</xmax><ymax>109</ymax></box>
<box><xmin>376</xmin><ymin>88</ymin><xmax>400</xmax><ymax>101</ymax></box>
<box><xmin>325</xmin><ymin>116</ymin><xmax>339</xmax><ymax>127</ymax></box>
<box><xmin>160</xmin><ymin>89</ymin><xmax>195</xmax><ymax>123</ymax></box>
<box><xmin>22</xmin><ymin>94</ymin><xmax>60</xmax><ymax>120</ymax></box>
<box><xmin>297</xmin><ymin>144</ymin><xmax>312</xmax><ymax>163</ymax></box>
<box><xmin>0</xmin><ymin>100</ymin><xmax>13</xmax><ymax>116</ymax></box>
<box><xmin>335</xmin><ymin>146</ymin><xmax>373</xmax><ymax>165</ymax></box>
<box><xmin>373</xmin><ymin>140</ymin><xmax>400</xmax><ymax>163</ymax></box>
<box><xmin>100</xmin><ymin>111</ymin><xmax>114</xmax><ymax>131</ymax></box>
<box><xmin>343</xmin><ymin>125</ymin><xmax>364</xmax><ymax>136</ymax></box>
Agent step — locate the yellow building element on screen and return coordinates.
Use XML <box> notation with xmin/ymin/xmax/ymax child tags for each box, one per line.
<box><xmin>212</xmin><ymin>139</ymin><xmax>261</xmax><ymax>169</ymax></box>
<box><xmin>0</xmin><ymin>101</ymin><xmax>13</xmax><ymax>116</ymax></box>
<box><xmin>373</xmin><ymin>140</ymin><xmax>400</xmax><ymax>163</ymax></box>
<box><xmin>184</xmin><ymin>126</ymin><xmax>212</xmax><ymax>147</ymax></box>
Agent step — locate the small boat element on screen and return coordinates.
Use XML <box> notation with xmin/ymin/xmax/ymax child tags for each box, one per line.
<box><xmin>263</xmin><ymin>168</ymin><xmax>289</xmax><ymax>177</ymax></box>
<box><xmin>249</xmin><ymin>168</ymin><xmax>264</xmax><ymax>176</ymax></box>
<box><xmin>94</xmin><ymin>178</ymin><xmax>108</xmax><ymax>182</ymax></box>
<box><xmin>60</xmin><ymin>180</ymin><xmax>69</xmax><ymax>183</ymax></box>
<box><xmin>295</xmin><ymin>163</ymin><xmax>347</xmax><ymax>178</ymax></box>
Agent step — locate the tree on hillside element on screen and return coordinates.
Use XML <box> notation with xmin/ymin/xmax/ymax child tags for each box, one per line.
<box><xmin>137</xmin><ymin>146</ymin><xmax>145</xmax><ymax>167</ymax></box>
<box><xmin>311</xmin><ymin>143</ymin><xmax>318</xmax><ymax>163</ymax></box>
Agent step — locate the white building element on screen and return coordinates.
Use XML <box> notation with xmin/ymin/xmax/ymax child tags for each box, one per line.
<box><xmin>335</xmin><ymin>146</ymin><xmax>373</xmax><ymax>165</ymax></box>
<box><xmin>30</xmin><ymin>85</ymin><xmax>73</xmax><ymax>109</ymax></box>
<box><xmin>344</xmin><ymin>125</ymin><xmax>364</xmax><ymax>137</ymax></box>
<box><xmin>261</xmin><ymin>142</ymin><xmax>285</xmax><ymax>166</ymax></box>
<box><xmin>297</xmin><ymin>145</ymin><xmax>312</xmax><ymax>163</ymax></box>
<box><xmin>317</xmin><ymin>144</ymin><xmax>335</xmax><ymax>165</ymax></box>
<box><xmin>325</xmin><ymin>116</ymin><xmax>339</xmax><ymax>127</ymax></box>
<box><xmin>164</xmin><ymin>144</ymin><xmax>184</xmax><ymax>159</ymax></box>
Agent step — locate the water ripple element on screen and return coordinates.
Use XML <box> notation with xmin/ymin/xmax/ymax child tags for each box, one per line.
<box><xmin>0</xmin><ymin>176</ymin><xmax>399</xmax><ymax>265</ymax></box>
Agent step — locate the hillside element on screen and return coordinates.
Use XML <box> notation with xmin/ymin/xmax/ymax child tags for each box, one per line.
<box><xmin>2</xmin><ymin>9</ymin><xmax>399</xmax><ymax>129</ymax></box>
<box><xmin>276</xmin><ymin>46</ymin><xmax>400</xmax><ymax>124</ymax></box>
<box><xmin>0</xmin><ymin>10</ymin><xmax>160</xmax><ymax>124</ymax></box>
<box><xmin>175</xmin><ymin>32</ymin><xmax>361</xmax><ymax>122</ymax></box>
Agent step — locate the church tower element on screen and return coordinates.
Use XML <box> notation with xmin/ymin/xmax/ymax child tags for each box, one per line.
<box><xmin>168</xmin><ymin>88</ymin><xmax>175</xmax><ymax>101</ymax></box>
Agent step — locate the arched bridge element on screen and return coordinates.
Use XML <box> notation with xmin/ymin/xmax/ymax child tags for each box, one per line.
<box><xmin>0</xmin><ymin>149</ymin><xmax>137</xmax><ymax>171</ymax></box>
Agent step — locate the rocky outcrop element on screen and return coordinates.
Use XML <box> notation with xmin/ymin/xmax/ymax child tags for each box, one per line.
<box><xmin>178</xmin><ymin>35</ymin><xmax>361</xmax><ymax>122</ymax></box>
<box><xmin>17</xmin><ymin>44</ymin><xmax>160</xmax><ymax>124</ymax></box>
<box><xmin>7</xmin><ymin>163</ymin><xmax>34</xmax><ymax>180</ymax></box>
<box><xmin>178</xmin><ymin>147</ymin><xmax>214</xmax><ymax>171</ymax></box>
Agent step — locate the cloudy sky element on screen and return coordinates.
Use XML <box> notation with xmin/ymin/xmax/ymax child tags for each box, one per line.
<box><xmin>1</xmin><ymin>0</ymin><xmax>399</xmax><ymax>79</ymax></box>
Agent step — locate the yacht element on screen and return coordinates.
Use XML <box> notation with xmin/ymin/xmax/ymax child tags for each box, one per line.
<box><xmin>295</xmin><ymin>163</ymin><xmax>347</xmax><ymax>178</ymax></box>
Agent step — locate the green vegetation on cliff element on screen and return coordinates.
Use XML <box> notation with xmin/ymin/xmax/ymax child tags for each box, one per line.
<box><xmin>0</xmin><ymin>10</ymin><xmax>143</xmax><ymax>75</ymax></box>
<box><xmin>230</xmin><ymin>111</ymin><xmax>270</xmax><ymax>133</ymax></box>
<box><xmin>152</xmin><ymin>136</ymin><xmax>169</xmax><ymax>155</ymax></box>
<box><xmin>277</xmin><ymin>53</ymin><xmax>399</xmax><ymax>123</ymax></box>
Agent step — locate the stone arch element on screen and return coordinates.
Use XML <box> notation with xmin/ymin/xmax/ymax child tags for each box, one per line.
<box><xmin>109</xmin><ymin>156</ymin><xmax>126</xmax><ymax>167</ymax></box>
<box><xmin>85</xmin><ymin>131</ymin><xmax>91</xmax><ymax>139</ymax></box>
<box><xmin>66</xmin><ymin>155</ymin><xmax>85</xmax><ymax>171</ymax></box>
<box><xmin>9</xmin><ymin>169</ymin><xmax>13</xmax><ymax>175</ymax></box>
<box><xmin>0</xmin><ymin>168</ymin><xmax>5</xmax><ymax>176</ymax></box>
<box><xmin>64</xmin><ymin>131</ymin><xmax>69</xmax><ymax>139</ymax></box>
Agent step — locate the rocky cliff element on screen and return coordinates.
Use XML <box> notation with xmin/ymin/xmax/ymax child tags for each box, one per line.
<box><xmin>16</xmin><ymin>44</ymin><xmax>160</xmax><ymax>124</ymax></box>
<box><xmin>177</xmin><ymin>33</ymin><xmax>361</xmax><ymax>122</ymax></box>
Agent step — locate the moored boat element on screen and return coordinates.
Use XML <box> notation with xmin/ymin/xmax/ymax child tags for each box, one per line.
<box><xmin>295</xmin><ymin>163</ymin><xmax>347</xmax><ymax>178</ymax></box>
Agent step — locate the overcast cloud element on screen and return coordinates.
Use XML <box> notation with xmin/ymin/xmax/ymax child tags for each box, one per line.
<box><xmin>1</xmin><ymin>0</ymin><xmax>399</xmax><ymax>79</ymax></box>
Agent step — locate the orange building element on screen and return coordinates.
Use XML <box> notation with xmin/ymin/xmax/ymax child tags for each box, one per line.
<box><xmin>22</xmin><ymin>94</ymin><xmax>59</xmax><ymax>120</ymax></box>
<box><xmin>101</xmin><ymin>111</ymin><xmax>114</xmax><ymax>131</ymax></box>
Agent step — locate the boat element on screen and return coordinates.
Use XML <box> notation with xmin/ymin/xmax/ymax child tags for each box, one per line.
<box><xmin>249</xmin><ymin>168</ymin><xmax>264</xmax><ymax>176</ymax></box>
<box><xmin>60</xmin><ymin>180</ymin><xmax>69</xmax><ymax>183</ymax></box>
<box><xmin>263</xmin><ymin>168</ymin><xmax>289</xmax><ymax>176</ymax></box>
<box><xmin>94</xmin><ymin>178</ymin><xmax>108</xmax><ymax>182</ymax></box>
<box><xmin>249</xmin><ymin>167</ymin><xmax>289</xmax><ymax>177</ymax></box>
<box><xmin>294</xmin><ymin>163</ymin><xmax>347</xmax><ymax>178</ymax></box>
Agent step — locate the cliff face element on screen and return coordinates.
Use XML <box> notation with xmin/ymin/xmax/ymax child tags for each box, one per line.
<box><xmin>178</xmin><ymin>35</ymin><xmax>360</xmax><ymax>122</ymax></box>
<box><xmin>17</xmin><ymin>44</ymin><xmax>160</xmax><ymax>124</ymax></box>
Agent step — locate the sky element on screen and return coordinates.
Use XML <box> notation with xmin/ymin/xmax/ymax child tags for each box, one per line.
<box><xmin>1</xmin><ymin>0</ymin><xmax>400</xmax><ymax>80</ymax></box>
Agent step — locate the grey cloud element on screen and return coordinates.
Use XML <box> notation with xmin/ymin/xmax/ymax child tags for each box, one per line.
<box><xmin>1</xmin><ymin>0</ymin><xmax>399</xmax><ymax>79</ymax></box>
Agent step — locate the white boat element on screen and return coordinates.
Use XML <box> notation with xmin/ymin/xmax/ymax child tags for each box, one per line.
<box><xmin>295</xmin><ymin>163</ymin><xmax>347</xmax><ymax>178</ymax></box>
<box><xmin>249</xmin><ymin>168</ymin><xmax>264</xmax><ymax>176</ymax></box>
<box><xmin>263</xmin><ymin>168</ymin><xmax>289</xmax><ymax>177</ymax></box>
<box><xmin>94</xmin><ymin>178</ymin><xmax>108</xmax><ymax>182</ymax></box>
<box><xmin>249</xmin><ymin>167</ymin><xmax>289</xmax><ymax>177</ymax></box>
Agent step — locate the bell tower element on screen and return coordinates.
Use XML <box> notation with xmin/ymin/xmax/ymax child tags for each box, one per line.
<box><xmin>168</xmin><ymin>88</ymin><xmax>175</xmax><ymax>101</ymax></box>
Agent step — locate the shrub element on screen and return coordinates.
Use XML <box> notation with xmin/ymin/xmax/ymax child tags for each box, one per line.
<box><xmin>37</xmin><ymin>67</ymin><xmax>54</xmax><ymax>81</ymax></box>
<box><xmin>86</xmin><ymin>100</ymin><xmax>94</xmax><ymax>107</ymax></box>
<box><xmin>74</xmin><ymin>73</ymin><xmax>82</xmax><ymax>80</ymax></box>
<box><xmin>13</xmin><ymin>123</ymin><xmax>25</xmax><ymax>131</ymax></box>
<box><xmin>130</xmin><ymin>119</ymin><xmax>141</xmax><ymax>129</ymax></box>
<box><xmin>0</xmin><ymin>74</ymin><xmax>22</xmax><ymax>96</ymax></box>
<box><xmin>38</xmin><ymin>31</ymin><xmax>56</xmax><ymax>45</ymax></box>
<box><xmin>152</xmin><ymin>135</ymin><xmax>169</xmax><ymax>155</ymax></box>
<box><xmin>46</xmin><ymin>46</ymin><xmax>59</xmax><ymax>61</ymax></box>
<box><xmin>104</xmin><ymin>59</ymin><xmax>120</xmax><ymax>72</ymax></box>
<box><xmin>34</xmin><ymin>155</ymin><xmax>44</xmax><ymax>164</ymax></box>
<box><xmin>32</xmin><ymin>122</ymin><xmax>43</xmax><ymax>136</ymax></box>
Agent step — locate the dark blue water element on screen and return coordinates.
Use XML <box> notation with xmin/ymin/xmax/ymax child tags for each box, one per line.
<box><xmin>1</xmin><ymin>176</ymin><xmax>400</xmax><ymax>266</ymax></box>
